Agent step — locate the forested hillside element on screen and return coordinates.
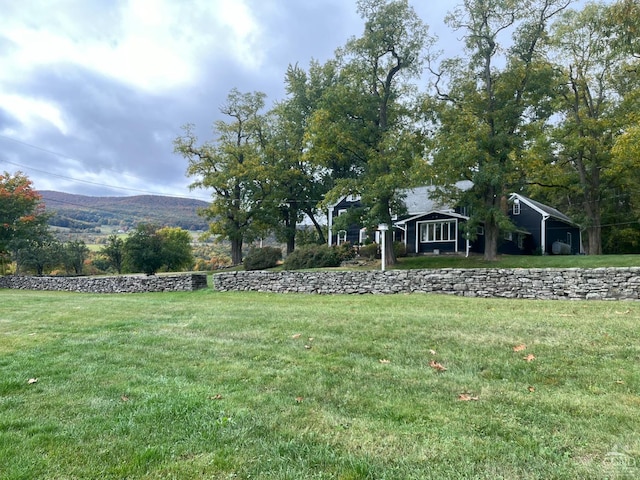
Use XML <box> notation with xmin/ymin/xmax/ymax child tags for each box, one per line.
<box><xmin>41</xmin><ymin>191</ymin><xmax>210</xmax><ymax>231</ymax></box>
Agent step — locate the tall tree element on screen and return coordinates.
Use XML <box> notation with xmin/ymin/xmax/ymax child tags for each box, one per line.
<box><xmin>62</xmin><ymin>240</ymin><xmax>90</xmax><ymax>275</ymax></box>
<box><xmin>157</xmin><ymin>227</ymin><xmax>195</xmax><ymax>272</ymax></box>
<box><xmin>175</xmin><ymin>89</ymin><xmax>269</xmax><ymax>265</ymax></box>
<box><xmin>305</xmin><ymin>0</ymin><xmax>431</xmax><ymax>265</ymax></box>
<box><xmin>546</xmin><ymin>2</ymin><xmax>636</xmax><ymax>254</ymax></box>
<box><xmin>123</xmin><ymin>224</ymin><xmax>164</xmax><ymax>275</ymax></box>
<box><xmin>263</xmin><ymin>62</ymin><xmax>338</xmax><ymax>253</ymax></box>
<box><xmin>428</xmin><ymin>0</ymin><xmax>570</xmax><ymax>260</ymax></box>
<box><xmin>0</xmin><ymin>171</ymin><xmax>51</xmax><ymax>273</ymax></box>
<box><xmin>100</xmin><ymin>234</ymin><xmax>125</xmax><ymax>274</ymax></box>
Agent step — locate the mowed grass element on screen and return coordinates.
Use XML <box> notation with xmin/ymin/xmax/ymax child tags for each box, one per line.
<box><xmin>396</xmin><ymin>254</ymin><xmax>640</xmax><ymax>270</ymax></box>
<box><xmin>1</xmin><ymin>289</ymin><xmax>639</xmax><ymax>479</ymax></box>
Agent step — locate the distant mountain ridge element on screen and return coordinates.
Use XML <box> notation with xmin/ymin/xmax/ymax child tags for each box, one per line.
<box><xmin>41</xmin><ymin>191</ymin><xmax>210</xmax><ymax>231</ymax></box>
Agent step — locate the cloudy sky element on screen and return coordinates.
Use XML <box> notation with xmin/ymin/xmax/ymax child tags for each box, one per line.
<box><xmin>0</xmin><ymin>0</ymin><xmax>588</xmax><ymax>200</ymax></box>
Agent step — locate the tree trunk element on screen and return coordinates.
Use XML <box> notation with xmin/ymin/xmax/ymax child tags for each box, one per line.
<box><xmin>483</xmin><ymin>219</ymin><xmax>500</xmax><ymax>261</ymax></box>
<box><xmin>383</xmin><ymin>228</ymin><xmax>396</xmax><ymax>266</ymax></box>
<box><xmin>585</xmin><ymin>225</ymin><xmax>602</xmax><ymax>255</ymax></box>
<box><xmin>286</xmin><ymin>235</ymin><xmax>295</xmax><ymax>256</ymax></box>
<box><xmin>230</xmin><ymin>238</ymin><xmax>243</xmax><ymax>265</ymax></box>
<box><xmin>305</xmin><ymin>210</ymin><xmax>326</xmax><ymax>245</ymax></box>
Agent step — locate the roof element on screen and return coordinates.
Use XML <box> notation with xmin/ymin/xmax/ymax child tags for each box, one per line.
<box><xmin>509</xmin><ymin>193</ymin><xmax>578</xmax><ymax>226</ymax></box>
<box><xmin>395</xmin><ymin>210</ymin><xmax>469</xmax><ymax>225</ymax></box>
<box><xmin>399</xmin><ymin>180</ymin><xmax>474</xmax><ymax>215</ymax></box>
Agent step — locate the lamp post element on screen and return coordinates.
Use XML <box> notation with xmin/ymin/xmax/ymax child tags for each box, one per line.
<box><xmin>378</xmin><ymin>223</ymin><xmax>388</xmax><ymax>271</ymax></box>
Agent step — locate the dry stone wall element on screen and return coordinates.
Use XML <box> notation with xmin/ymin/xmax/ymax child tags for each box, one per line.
<box><xmin>0</xmin><ymin>273</ymin><xmax>208</xmax><ymax>293</ymax></box>
<box><xmin>213</xmin><ymin>268</ymin><xmax>640</xmax><ymax>300</ymax></box>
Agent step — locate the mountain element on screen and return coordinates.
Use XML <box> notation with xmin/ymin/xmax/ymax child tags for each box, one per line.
<box><xmin>40</xmin><ymin>191</ymin><xmax>210</xmax><ymax>231</ymax></box>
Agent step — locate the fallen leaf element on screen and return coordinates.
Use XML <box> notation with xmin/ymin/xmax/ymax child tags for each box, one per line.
<box><xmin>429</xmin><ymin>349</ymin><xmax>437</xmax><ymax>356</ymax></box>
<box><xmin>528</xmin><ymin>386</ymin><xmax>536</xmax><ymax>392</ymax></box>
<box><xmin>615</xmin><ymin>310</ymin><xmax>631</xmax><ymax>315</ymax></box>
<box><xmin>291</xmin><ymin>333</ymin><xmax>302</xmax><ymax>339</ymax></box>
<box><xmin>295</xmin><ymin>396</ymin><xmax>304</xmax><ymax>403</ymax></box>
<box><xmin>615</xmin><ymin>380</ymin><xmax>625</xmax><ymax>385</ymax></box>
<box><xmin>308</xmin><ymin>337</ymin><xmax>314</xmax><ymax>342</ymax></box>
<box><xmin>458</xmin><ymin>393</ymin><xmax>479</xmax><ymax>401</ymax></box>
<box><xmin>523</xmin><ymin>354</ymin><xmax>536</xmax><ymax>362</ymax></box>
<box><xmin>27</xmin><ymin>378</ymin><xmax>38</xmax><ymax>385</ymax></box>
<box><xmin>379</xmin><ymin>359</ymin><xmax>391</xmax><ymax>364</ymax></box>
<box><xmin>210</xmin><ymin>394</ymin><xmax>223</xmax><ymax>400</ymax></box>
<box><xmin>304</xmin><ymin>344</ymin><xmax>312</xmax><ymax>350</ymax></box>
<box><xmin>429</xmin><ymin>360</ymin><xmax>447</xmax><ymax>371</ymax></box>
<box><xmin>513</xmin><ymin>344</ymin><xmax>527</xmax><ymax>352</ymax></box>
<box><xmin>121</xmin><ymin>395</ymin><xmax>129</xmax><ymax>402</ymax></box>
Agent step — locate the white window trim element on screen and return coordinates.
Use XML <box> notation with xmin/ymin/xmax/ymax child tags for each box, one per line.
<box><xmin>513</xmin><ymin>202</ymin><xmax>520</xmax><ymax>215</ymax></box>
<box><xmin>418</xmin><ymin>219</ymin><xmax>458</xmax><ymax>244</ymax></box>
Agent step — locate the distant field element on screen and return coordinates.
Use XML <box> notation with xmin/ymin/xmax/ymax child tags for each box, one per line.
<box><xmin>1</xmin><ymin>289</ymin><xmax>638</xmax><ymax>479</ymax></box>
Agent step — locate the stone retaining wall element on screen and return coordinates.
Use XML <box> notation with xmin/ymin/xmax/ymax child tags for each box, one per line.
<box><xmin>0</xmin><ymin>273</ymin><xmax>208</xmax><ymax>293</ymax></box>
<box><xmin>213</xmin><ymin>268</ymin><xmax>640</xmax><ymax>300</ymax></box>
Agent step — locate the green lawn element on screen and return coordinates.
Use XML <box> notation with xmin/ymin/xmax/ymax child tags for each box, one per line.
<box><xmin>395</xmin><ymin>253</ymin><xmax>640</xmax><ymax>270</ymax></box>
<box><xmin>1</xmin><ymin>289</ymin><xmax>639</xmax><ymax>479</ymax></box>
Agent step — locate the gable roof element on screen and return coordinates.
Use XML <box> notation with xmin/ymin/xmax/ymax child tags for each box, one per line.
<box><xmin>403</xmin><ymin>180</ymin><xmax>473</xmax><ymax>215</ymax></box>
<box><xmin>395</xmin><ymin>210</ymin><xmax>469</xmax><ymax>225</ymax></box>
<box><xmin>509</xmin><ymin>193</ymin><xmax>578</xmax><ymax>226</ymax></box>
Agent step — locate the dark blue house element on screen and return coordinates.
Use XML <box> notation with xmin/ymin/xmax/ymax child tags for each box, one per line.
<box><xmin>502</xmin><ymin>193</ymin><xmax>582</xmax><ymax>255</ymax></box>
<box><xmin>328</xmin><ymin>187</ymin><xmax>582</xmax><ymax>255</ymax></box>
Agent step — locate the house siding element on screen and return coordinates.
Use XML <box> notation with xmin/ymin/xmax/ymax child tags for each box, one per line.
<box><xmin>400</xmin><ymin>212</ymin><xmax>467</xmax><ymax>254</ymax></box>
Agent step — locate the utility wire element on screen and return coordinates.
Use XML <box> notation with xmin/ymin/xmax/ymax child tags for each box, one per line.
<box><xmin>0</xmin><ymin>133</ymin><xmax>211</xmax><ymax>201</ymax></box>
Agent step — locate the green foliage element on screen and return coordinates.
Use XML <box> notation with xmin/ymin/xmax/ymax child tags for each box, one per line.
<box><xmin>99</xmin><ymin>234</ymin><xmax>125</xmax><ymax>274</ymax></box>
<box><xmin>243</xmin><ymin>246</ymin><xmax>283</xmax><ymax>271</ymax></box>
<box><xmin>123</xmin><ymin>224</ymin><xmax>164</xmax><ymax>275</ymax></box>
<box><xmin>13</xmin><ymin>236</ymin><xmax>63</xmax><ymax>275</ymax></box>
<box><xmin>431</xmin><ymin>0</ymin><xmax>569</xmax><ymax>260</ymax></box>
<box><xmin>0</xmin><ymin>171</ymin><xmax>51</xmax><ymax>271</ymax></box>
<box><xmin>123</xmin><ymin>224</ymin><xmax>194</xmax><ymax>275</ymax></box>
<box><xmin>157</xmin><ymin>227</ymin><xmax>195</xmax><ymax>272</ymax></box>
<box><xmin>295</xmin><ymin>225</ymin><xmax>327</xmax><ymax>247</ymax></box>
<box><xmin>283</xmin><ymin>244</ymin><xmax>342</xmax><ymax>270</ymax></box>
<box><xmin>393</xmin><ymin>241</ymin><xmax>407</xmax><ymax>258</ymax></box>
<box><xmin>304</xmin><ymin>0</ymin><xmax>432</xmax><ymax>266</ymax></box>
<box><xmin>358</xmin><ymin>242</ymin><xmax>379</xmax><ymax>260</ymax></box>
<box><xmin>175</xmin><ymin>89</ymin><xmax>270</xmax><ymax>265</ymax></box>
<box><xmin>333</xmin><ymin>242</ymin><xmax>356</xmax><ymax>262</ymax></box>
<box><xmin>62</xmin><ymin>240</ymin><xmax>89</xmax><ymax>275</ymax></box>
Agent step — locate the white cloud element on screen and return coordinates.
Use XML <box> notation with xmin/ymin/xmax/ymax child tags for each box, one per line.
<box><xmin>0</xmin><ymin>94</ymin><xmax>68</xmax><ymax>136</ymax></box>
<box><xmin>2</xmin><ymin>0</ymin><xmax>266</xmax><ymax>93</ymax></box>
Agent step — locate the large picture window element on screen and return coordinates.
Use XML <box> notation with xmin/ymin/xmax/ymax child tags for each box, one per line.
<box><xmin>419</xmin><ymin>220</ymin><xmax>457</xmax><ymax>243</ymax></box>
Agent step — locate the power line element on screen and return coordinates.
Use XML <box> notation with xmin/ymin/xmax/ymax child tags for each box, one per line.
<box><xmin>0</xmin><ymin>134</ymin><xmax>211</xmax><ymax>201</ymax></box>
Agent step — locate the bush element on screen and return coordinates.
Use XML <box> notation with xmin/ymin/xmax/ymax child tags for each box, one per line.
<box><xmin>393</xmin><ymin>241</ymin><xmax>407</xmax><ymax>258</ymax></box>
<box><xmin>283</xmin><ymin>245</ymin><xmax>341</xmax><ymax>270</ymax></box>
<box><xmin>334</xmin><ymin>242</ymin><xmax>357</xmax><ymax>262</ymax></box>
<box><xmin>243</xmin><ymin>246</ymin><xmax>282</xmax><ymax>271</ymax></box>
<box><xmin>358</xmin><ymin>243</ymin><xmax>379</xmax><ymax>260</ymax></box>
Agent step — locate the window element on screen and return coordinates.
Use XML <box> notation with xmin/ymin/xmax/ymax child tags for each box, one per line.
<box><xmin>419</xmin><ymin>220</ymin><xmax>457</xmax><ymax>243</ymax></box>
<box><xmin>338</xmin><ymin>209</ymin><xmax>347</xmax><ymax>216</ymax></box>
<box><xmin>476</xmin><ymin>226</ymin><xmax>484</xmax><ymax>235</ymax></box>
<box><xmin>513</xmin><ymin>200</ymin><xmax>521</xmax><ymax>215</ymax></box>
<box><xmin>566</xmin><ymin>232</ymin><xmax>572</xmax><ymax>247</ymax></box>
<box><xmin>337</xmin><ymin>230</ymin><xmax>347</xmax><ymax>245</ymax></box>
<box><xmin>504</xmin><ymin>232</ymin><xmax>513</xmax><ymax>241</ymax></box>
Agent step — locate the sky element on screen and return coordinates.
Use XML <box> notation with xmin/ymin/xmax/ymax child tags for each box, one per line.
<box><xmin>0</xmin><ymin>0</ymin><xmax>591</xmax><ymax>201</ymax></box>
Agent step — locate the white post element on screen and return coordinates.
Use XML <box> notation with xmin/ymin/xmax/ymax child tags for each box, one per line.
<box><xmin>378</xmin><ymin>224</ymin><xmax>388</xmax><ymax>272</ymax></box>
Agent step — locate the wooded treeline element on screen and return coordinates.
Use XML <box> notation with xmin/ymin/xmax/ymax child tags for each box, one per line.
<box><xmin>174</xmin><ymin>0</ymin><xmax>640</xmax><ymax>264</ymax></box>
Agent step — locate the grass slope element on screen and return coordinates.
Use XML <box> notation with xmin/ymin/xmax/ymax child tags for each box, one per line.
<box><xmin>1</xmin><ymin>289</ymin><xmax>639</xmax><ymax>479</ymax></box>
